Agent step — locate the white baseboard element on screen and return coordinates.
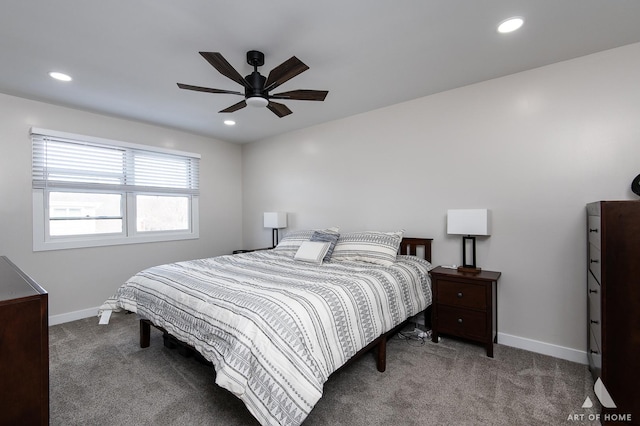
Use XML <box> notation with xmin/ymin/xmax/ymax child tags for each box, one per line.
<box><xmin>498</xmin><ymin>332</ymin><xmax>588</xmax><ymax>365</ymax></box>
<box><xmin>48</xmin><ymin>308</ymin><xmax>588</xmax><ymax>365</ymax></box>
<box><xmin>49</xmin><ymin>306</ymin><xmax>99</xmax><ymax>326</ymax></box>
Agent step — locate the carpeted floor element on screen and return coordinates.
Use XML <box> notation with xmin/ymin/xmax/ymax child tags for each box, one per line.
<box><xmin>49</xmin><ymin>313</ymin><xmax>601</xmax><ymax>425</ymax></box>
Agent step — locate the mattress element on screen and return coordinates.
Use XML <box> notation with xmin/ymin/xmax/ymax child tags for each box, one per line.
<box><xmin>101</xmin><ymin>250</ymin><xmax>432</xmax><ymax>425</ymax></box>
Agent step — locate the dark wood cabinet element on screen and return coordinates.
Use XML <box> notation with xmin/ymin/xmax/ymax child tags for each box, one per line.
<box><xmin>586</xmin><ymin>201</ymin><xmax>640</xmax><ymax>424</ymax></box>
<box><xmin>430</xmin><ymin>266</ymin><xmax>500</xmax><ymax>357</ymax></box>
<box><xmin>0</xmin><ymin>256</ymin><xmax>49</xmax><ymax>426</ymax></box>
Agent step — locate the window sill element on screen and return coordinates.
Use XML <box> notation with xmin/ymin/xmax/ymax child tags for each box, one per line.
<box><xmin>33</xmin><ymin>231</ymin><xmax>199</xmax><ymax>252</ymax></box>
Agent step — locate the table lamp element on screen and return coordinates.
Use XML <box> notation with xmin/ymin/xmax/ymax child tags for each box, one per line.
<box><xmin>447</xmin><ymin>209</ymin><xmax>490</xmax><ymax>273</ymax></box>
<box><xmin>264</xmin><ymin>212</ymin><xmax>287</xmax><ymax>248</ymax></box>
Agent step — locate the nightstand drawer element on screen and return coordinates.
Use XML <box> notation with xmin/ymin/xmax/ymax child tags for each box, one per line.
<box><xmin>436</xmin><ymin>280</ymin><xmax>486</xmax><ymax>310</ymax></box>
<box><xmin>436</xmin><ymin>305</ymin><xmax>487</xmax><ymax>339</ymax></box>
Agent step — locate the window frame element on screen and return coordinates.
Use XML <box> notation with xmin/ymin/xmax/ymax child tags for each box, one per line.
<box><xmin>31</xmin><ymin>128</ymin><xmax>200</xmax><ymax>251</ymax></box>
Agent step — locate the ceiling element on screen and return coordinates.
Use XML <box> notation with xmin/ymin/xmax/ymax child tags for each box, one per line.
<box><xmin>2</xmin><ymin>1</ymin><xmax>640</xmax><ymax>144</ymax></box>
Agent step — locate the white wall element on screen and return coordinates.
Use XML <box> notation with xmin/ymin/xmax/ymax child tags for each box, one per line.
<box><xmin>0</xmin><ymin>93</ymin><xmax>243</xmax><ymax>320</ymax></box>
<box><xmin>242</xmin><ymin>42</ymin><xmax>640</xmax><ymax>361</ymax></box>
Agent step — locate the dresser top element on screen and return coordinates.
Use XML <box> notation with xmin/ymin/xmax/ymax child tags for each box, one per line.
<box><xmin>0</xmin><ymin>256</ymin><xmax>46</xmax><ymax>302</ymax></box>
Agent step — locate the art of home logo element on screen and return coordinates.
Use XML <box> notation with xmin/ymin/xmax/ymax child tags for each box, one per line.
<box><xmin>583</xmin><ymin>377</ymin><xmax>616</xmax><ymax>409</ymax></box>
<box><xmin>567</xmin><ymin>378</ymin><xmax>632</xmax><ymax>423</ymax></box>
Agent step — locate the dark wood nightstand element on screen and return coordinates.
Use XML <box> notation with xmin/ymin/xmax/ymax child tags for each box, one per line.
<box><xmin>430</xmin><ymin>266</ymin><xmax>501</xmax><ymax>357</ymax></box>
<box><xmin>232</xmin><ymin>248</ymin><xmax>271</xmax><ymax>254</ymax></box>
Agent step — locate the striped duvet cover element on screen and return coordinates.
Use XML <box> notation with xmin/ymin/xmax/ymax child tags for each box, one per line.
<box><xmin>102</xmin><ymin>250</ymin><xmax>432</xmax><ymax>425</ymax></box>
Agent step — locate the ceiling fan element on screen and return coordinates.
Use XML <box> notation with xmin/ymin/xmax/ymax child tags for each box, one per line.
<box><xmin>177</xmin><ymin>50</ymin><xmax>328</xmax><ymax>118</ymax></box>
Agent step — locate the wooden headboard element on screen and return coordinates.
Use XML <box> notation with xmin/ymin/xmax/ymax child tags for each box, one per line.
<box><xmin>399</xmin><ymin>237</ymin><xmax>433</xmax><ymax>262</ymax></box>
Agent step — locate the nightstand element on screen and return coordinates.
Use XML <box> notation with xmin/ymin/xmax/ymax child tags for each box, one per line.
<box><xmin>430</xmin><ymin>266</ymin><xmax>501</xmax><ymax>357</ymax></box>
<box><xmin>232</xmin><ymin>248</ymin><xmax>271</xmax><ymax>254</ymax></box>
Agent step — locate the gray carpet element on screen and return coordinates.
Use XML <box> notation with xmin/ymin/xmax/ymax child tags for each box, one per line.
<box><xmin>49</xmin><ymin>313</ymin><xmax>601</xmax><ymax>425</ymax></box>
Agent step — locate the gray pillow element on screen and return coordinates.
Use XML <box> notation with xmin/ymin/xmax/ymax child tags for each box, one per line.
<box><xmin>310</xmin><ymin>230</ymin><xmax>340</xmax><ymax>262</ymax></box>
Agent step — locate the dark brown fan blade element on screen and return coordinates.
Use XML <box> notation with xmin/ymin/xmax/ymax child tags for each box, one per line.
<box><xmin>177</xmin><ymin>83</ymin><xmax>243</xmax><ymax>95</ymax></box>
<box><xmin>200</xmin><ymin>52</ymin><xmax>251</xmax><ymax>88</ymax></box>
<box><xmin>270</xmin><ymin>89</ymin><xmax>328</xmax><ymax>101</ymax></box>
<box><xmin>219</xmin><ymin>100</ymin><xmax>247</xmax><ymax>113</ymax></box>
<box><xmin>265</xmin><ymin>56</ymin><xmax>309</xmax><ymax>92</ymax></box>
<box><xmin>266</xmin><ymin>101</ymin><xmax>293</xmax><ymax>117</ymax></box>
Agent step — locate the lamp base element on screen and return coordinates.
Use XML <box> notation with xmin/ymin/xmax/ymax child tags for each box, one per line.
<box><xmin>457</xmin><ymin>266</ymin><xmax>482</xmax><ymax>274</ymax></box>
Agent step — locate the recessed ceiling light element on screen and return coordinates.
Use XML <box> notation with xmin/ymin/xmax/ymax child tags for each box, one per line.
<box><xmin>497</xmin><ymin>17</ymin><xmax>524</xmax><ymax>34</ymax></box>
<box><xmin>224</xmin><ymin>120</ymin><xmax>236</xmax><ymax>126</ymax></box>
<box><xmin>49</xmin><ymin>71</ymin><xmax>72</xmax><ymax>82</ymax></box>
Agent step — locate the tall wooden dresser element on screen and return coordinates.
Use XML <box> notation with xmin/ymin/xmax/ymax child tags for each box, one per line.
<box><xmin>0</xmin><ymin>256</ymin><xmax>49</xmax><ymax>426</ymax></box>
<box><xmin>586</xmin><ymin>201</ymin><xmax>640</xmax><ymax>424</ymax></box>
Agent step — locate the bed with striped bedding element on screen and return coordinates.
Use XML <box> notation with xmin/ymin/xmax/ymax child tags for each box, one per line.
<box><xmin>101</xmin><ymin>240</ymin><xmax>432</xmax><ymax>426</ymax></box>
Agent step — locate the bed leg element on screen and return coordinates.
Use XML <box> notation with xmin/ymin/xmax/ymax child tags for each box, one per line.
<box><xmin>140</xmin><ymin>319</ymin><xmax>150</xmax><ymax>348</ymax></box>
<box><xmin>376</xmin><ymin>336</ymin><xmax>387</xmax><ymax>372</ymax></box>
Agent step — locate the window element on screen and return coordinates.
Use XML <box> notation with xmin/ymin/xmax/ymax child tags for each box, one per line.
<box><xmin>31</xmin><ymin>128</ymin><xmax>200</xmax><ymax>251</ymax></box>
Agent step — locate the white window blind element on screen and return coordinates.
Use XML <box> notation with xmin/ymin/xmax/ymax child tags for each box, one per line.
<box><xmin>31</xmin><ymin>128</ymin><xmax>200</xmax><ymax>251</ymax></box>
<box><xmin>31</xmin><ymin>128</ymin><xmax>200</xmax><ymax>194</ymax></box>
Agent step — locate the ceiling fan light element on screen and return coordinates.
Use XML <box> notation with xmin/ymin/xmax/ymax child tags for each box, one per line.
<box><xmin>246</xmin><ymin>96</ymin><xmax>269</xmax><ymax>108</ymax></box>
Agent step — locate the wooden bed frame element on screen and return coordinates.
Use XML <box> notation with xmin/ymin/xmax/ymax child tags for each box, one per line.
<box><xmin>139</xmin><ymin>237</ymin><xmax>433</xmax><ymax>373</ymax></box>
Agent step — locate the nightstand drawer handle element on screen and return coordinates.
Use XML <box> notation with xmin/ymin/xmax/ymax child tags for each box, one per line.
<box><xmin>589</xmin><ymin>289</ymin><xmax>598</xmax><ymax>294</ymax></box>
<box><xmin>457</xmin><ymin>318</ymin><xmax>463</xmax><ymax>324</ymax></box>
<box><xmin>457</xmin><ymin>292</ymin><xmax>463</xmax><ymax>298</ymax></box>
<box><xmin>590</xmin><ymin>320</ymin><xmax>599</xmax><ymax>324</ymax></box>
<box><xmin>590</xmin><ymin>259</ymin><xmax>599</xmax><ymax>264</ymax></box>
<box><xmin>590</xmin><ymin>349</ymin><xmax>599</xmax><ymax>354</ymax></box>
<box><xmin>589</xmin><ymin>228</ymin><xmax>599</xmax><ymax>233</ymax></box>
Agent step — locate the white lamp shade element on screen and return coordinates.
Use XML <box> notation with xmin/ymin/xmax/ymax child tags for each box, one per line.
<box><xmin>264</xmin><ymin>212</ymin><xmax>287</xmax><ymax>229</ymax></box>
<box><xmin>447</xmin><ymin>209</ymin><xmax>491</xmax><ymax>236</ymax></box>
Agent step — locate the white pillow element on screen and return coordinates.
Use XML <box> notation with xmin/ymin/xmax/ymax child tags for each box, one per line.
<box><xmin>294</xmin><ymin>241</ymin><xmax>331</xmax><ymax>264</ymax></box>
<box><xmin>331</xmin><ymin>230</ymin><xmax>405</xmax><ymax>266</ymax></box>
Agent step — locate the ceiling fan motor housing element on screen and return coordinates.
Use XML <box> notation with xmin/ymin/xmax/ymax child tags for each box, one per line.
<box><xmin>245</xmin><ymin>51</ymin><xmax>268</xmax><ymax>102</ymax></box>
<box><xmin>245</xmin><ymin>71</ymin><xmax>267</xmax><ymax>99</ymax></box>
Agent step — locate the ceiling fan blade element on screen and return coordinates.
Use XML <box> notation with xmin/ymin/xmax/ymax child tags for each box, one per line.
<box><xmin>177</xmin><ymin>83</ymin><xmax>243</xmax><ymax>95</ymax></box>
<box><xmin>270</xmin><ymin>89</ymin><xmax>328</xmax><ymax>101</ymax></box>
<box><xmin>265</xmin><ymin>56</ymin><xmax>309</xmax><ymax>92</ymax></box>
<box><xmin>219</xmin><ymin>100</ymin><xmax>247</xmax><ymax>113</ymax></box>
<box><xmin>200</xmin><ymin>52</ymin><xmax>251</xmax><ymax>89</ymax></box>
<box><xmin>267</xmin><ymin>101</ymin><xmax>293</xmax><ymax>118</ymax></box>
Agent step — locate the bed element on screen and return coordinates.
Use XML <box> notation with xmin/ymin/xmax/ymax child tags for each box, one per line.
<box><xmin>100</xmin><ymin>231</ymin><xmax>433</xmax><ymax>426</ymax></box>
